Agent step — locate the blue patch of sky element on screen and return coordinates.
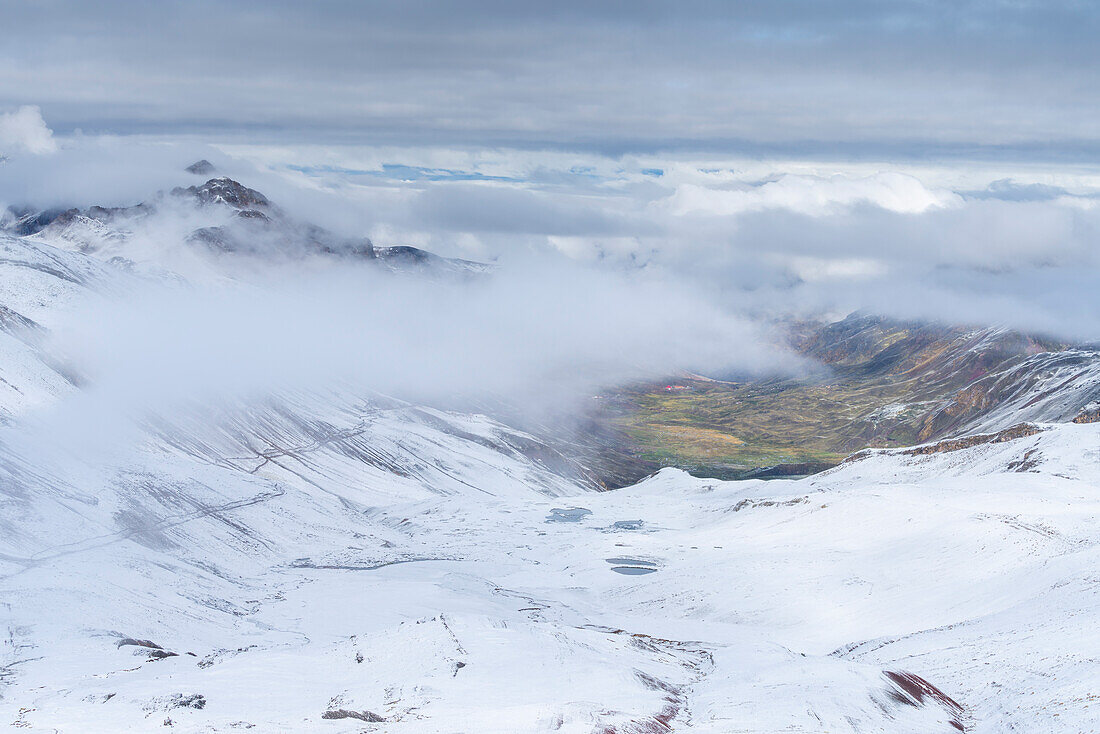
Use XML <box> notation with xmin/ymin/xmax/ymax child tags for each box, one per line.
<box><xmin>281</xmin><ymin>161</ymin><xmax>650</xmax><ymax>189</ymax></box>
<box><xmin>958</xmin><ymin>178</ymin><xmax>1084</xmax><ymax>203</ymax></box>
<box><xmin>285</xmin><ymin>163</ymin><xmax>522</xmax><ymax>183</ymax></box>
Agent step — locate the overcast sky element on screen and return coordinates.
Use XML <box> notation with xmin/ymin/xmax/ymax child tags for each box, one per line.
<box><xmin>2</xmin><ymin>0</ymin><xmax>1100</xmax><ymax>158</ymax></box>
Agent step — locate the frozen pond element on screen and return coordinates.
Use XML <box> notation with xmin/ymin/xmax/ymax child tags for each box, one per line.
<box><xmin>545</xmin><ymin>507</ymin><xmax>592</xmax><ymax>523</ymax></box>
<box><xmin>606</xmin><ymin>557</ymin><xmax>659</xmax><ymax>575</ymax></box>
<box><xmin>605</xmin><ymin>557</ymin><xmax>657</xmax><ymax>567</ymax></box>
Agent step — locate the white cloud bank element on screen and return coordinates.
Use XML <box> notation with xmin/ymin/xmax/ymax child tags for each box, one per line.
<box><xmin>0</xmin><ymin>106</ymin><xmax>58</xmax><ymax>155</ymax></box>
<box><xmin>664</xmin><ymin>172</ymin><xmax>959</xmax><ymax>217</ymax></box>
<box><xmin>7</xmin><ymin>121</ymin><xmax>1100</xmax><ymax>348</ymax></box>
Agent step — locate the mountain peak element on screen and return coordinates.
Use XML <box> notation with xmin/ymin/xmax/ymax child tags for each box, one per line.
<box><xmin>185</xmin><ymin>159</ymin><xmax>216</xmax><ymax>175</ymax></box>
<box><xmin>174</xmin><ymin>177</ymin><xmax>270</xmax><ymax>210</ymax></box>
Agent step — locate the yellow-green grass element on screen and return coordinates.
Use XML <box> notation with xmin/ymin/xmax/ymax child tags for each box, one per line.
<box><xmin>604</xmin><ymin>378</ymin><xmax>924</xmax><ymax>475</ymax></box>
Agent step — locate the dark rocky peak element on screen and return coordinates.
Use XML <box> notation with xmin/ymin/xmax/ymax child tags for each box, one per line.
<box><xmin>3</xmin><ymin>199</ymin><xmax>156</xmax><ymax>238</ymax></box>
<box><xmin>375</xmin><ymin>245</ymin><xmax>489</xmax><ymax>276</ymax></box>
<box><xmin>313</xmin><ymin>236</ymin><xmax>375</xmax><ymax>259</ymax></box>
<box><xmin>187</xmin><ymin>209</ymin><xmax>376</xmax><ymax>260</ymax></box>
<box><xmin>2</xmin><ymin>206</ymin><xmax>71</xmax><ymax>236</ymax></box>
<box><xmin>173</xmin><ymin>177</ymin><xmax>270</xmax><ymax>210</ymax></box>
<box><xmin>185</xmin><ymin>159</ymin><xmax>216</xmax><ymax>175</ymax></box>
<box><xmin>5</xmin><ymin>173</ymin><xmax>484</xmax><ymax>274</ymax></box>
<box><xmin>67</xmin><ymin>203</ymin><xmax>154</xmax><ymax>225</ymax></box>
<box><xmin>235</xmin><ymin>209</ymin><xmax>269</xmax><ymax>221</ymax></box>
<box><xmin>375</xmin><ymin>245</ymin><xmax>438</xmax><ymax>267</ymax></box>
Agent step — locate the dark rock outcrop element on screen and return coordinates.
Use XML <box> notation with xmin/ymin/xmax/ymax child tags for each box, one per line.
<box><xmin>173</xmin><ymin>177</ymin><xmax>270</xmax><ymax>210</ymax></box>
<box><xmin>321</xmin><ymin>709</ymin><xmax>385</xmax><ymax>722</ymax></box>
<box><xmin>185</xmin><ymin>159</ymin><xmax>216</xmax><ymax>175</ymax></box>
<box><xmin>1073</xmin><ymin>401</ymin><xmax>1100</xmax><ymax>424</ymax></box>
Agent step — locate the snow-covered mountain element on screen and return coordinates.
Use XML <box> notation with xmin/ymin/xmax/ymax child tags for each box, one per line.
<box><xmin>0</xmin><ymin>174</ymin><xmax>1098</xmax><ymax>733</ymax></box>
<box><xmin>3</xmin><ymin>174</ymin><xmax>487</xmax><ymax>279</ymax></box>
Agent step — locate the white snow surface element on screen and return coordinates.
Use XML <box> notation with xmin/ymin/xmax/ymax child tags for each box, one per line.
<box><xmin>0</xmin><ymin>231</ymin><xmax>1098</xmax><ymax>732</ymax></box>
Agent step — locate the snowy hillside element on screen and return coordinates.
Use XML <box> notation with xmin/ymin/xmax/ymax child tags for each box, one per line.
<box><xmin>0</xmin><ymin>180</ymin><xmax>1098</xmax><ymax>733</ymax></box>
<box><xmin>3</xmin><ymin>400</ymin><xmax>1097</xmax><ymax>731</ymax></box>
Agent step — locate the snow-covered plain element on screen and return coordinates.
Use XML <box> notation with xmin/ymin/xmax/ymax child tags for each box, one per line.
<box><xmin>0</xmin><ymin>212</ymin><xmax>1098</xmax><ymax>732</ymax></box>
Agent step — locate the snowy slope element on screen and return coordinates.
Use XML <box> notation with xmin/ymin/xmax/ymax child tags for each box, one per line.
<box><xmin>0</xmin><ymin>232</ymin><xmax>127</xmax><ymax>422</ymax></box>
<box><xmin>0</xmin><ymin>208</ymin><xmax>1098</xmax><ymax>732</ymax></box>
<box><xmin>957</xmin><ymin>349</ymin><xmax>1100</xmax><ymax>432</ymax></box>
<box><xmin>2</xmin><ymin>394</ymin><xmax>1098</xmax><ymax>732</ymax></box>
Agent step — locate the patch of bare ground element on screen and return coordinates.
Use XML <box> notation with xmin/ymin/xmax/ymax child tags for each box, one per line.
<box><xmin>845</xmin><ymin>423</ymin><xmax>1043</xmax><ymax>463</ymax></box>
<box><xmin>321</xmin><ymin>708</ymin><xmax>385</xmax><ymax>722</ymax></box>
<box><xmin>1073</xmin><ymin>401</ymin><xmax>1100</xmax><ymax>424</ymax></box>
<box><xmin>900</xmin><ymin>423</ymin><xmax>1042</xmax><ymax>456</ymax></box>
<box><xmin>116</xmin><ymin>637</ymin><xmax>181</xmax><ymax>660</ymax></box>
<box><xmin>883</xmin><ymin>670</ymin><xmax>966</xmax><ymax>731</ymax></box>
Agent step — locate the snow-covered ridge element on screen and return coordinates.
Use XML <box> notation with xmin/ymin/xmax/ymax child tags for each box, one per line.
<box><xmin>4</xmin><ymin>174</ymin><xmax>489</xmax><ymax>279</ymax></box>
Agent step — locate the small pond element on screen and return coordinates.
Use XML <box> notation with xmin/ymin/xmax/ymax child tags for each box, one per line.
<box><xmin>606</xmin><ymin>557</ymin><xmax>660</xmax><ymax>575</ymax></box>
<box><xmin>545</xmin><ymin>507</ymin><xmax>592</xmax><ymax>523</ymax></box>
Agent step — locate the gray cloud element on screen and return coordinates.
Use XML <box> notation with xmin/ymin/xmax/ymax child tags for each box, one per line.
<box><xmin>50</xmin><ymin>258</ymin><xmax>795</xmax><ymax>425</ymax></box>
<box><xmin>2</xmin><ymin>1</ymin><xmax>1099</xmax><ymax>157</ymax></box>
<box><xmin>408</xmin><ymin>185</ymin><xmax>633</xmax><ymax>237</ymax></box>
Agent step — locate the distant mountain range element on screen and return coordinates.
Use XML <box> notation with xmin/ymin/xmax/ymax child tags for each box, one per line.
<box><xmin>2</xmin><ymin>167</ymin><xmax>488</xmax><ymax>276</ymax></box>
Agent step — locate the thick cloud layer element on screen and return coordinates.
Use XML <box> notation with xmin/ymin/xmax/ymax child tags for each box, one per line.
<box><xmin>2</xmin><ymin>2</ymin><xmax>1100</xmax><ymax>156</ymax></box>
<box><xmin>54</xmin><ymin>262</ymin><xmax>791</xmax><ymax>417</ymax></box>
<box><xmin>206</xmin><ymin>143</ymin><xmax>1100</xmax><ymax>341</ymax></box>
<box><xmin>3</xmin><ymin>124</ymin><xmax>1099</xmax><ymax>448</ymax></box>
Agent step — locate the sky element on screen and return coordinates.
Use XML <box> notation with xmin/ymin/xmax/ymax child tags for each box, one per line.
<box><xmin>2</xmin><ymin>0</ymin><xmax>1100</xmax><ymax>354</ymax></box>
<box><xmin>2</xmin><ymin>0</ymin><xmax>1100</xmax><ymax>157</ymax></box>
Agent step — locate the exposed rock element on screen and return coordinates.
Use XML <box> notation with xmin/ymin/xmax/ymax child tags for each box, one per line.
<box><xmin>173</xmin><ymin>177</ymin><xmax>270</xmax><ymax>210</ymax></box>
<box><xmin>144</xmin><ymin>694</ymin><xmax>207</xmax><ymax>713</ymax></box>
<box><xmin>187</xmin><ymin>226</ymin><xmax>238</xmax><ymax>253</ymax></box>
<box><xmin>882</xmin><ymin>670</ymin><xmax>966</xmax><ymax>731</ymax></box>
<box><xmin>375</xmin><ymin>245</ymin><xmax>490</xmax><ymax>277</ymax></box>
<box><xmin>1006</xmin><ymin>448</ymin><xmax>1041</xmax><ymax>472</ymax></box>
<box><xmin>117</xmin><ymin>637</ymin><xmax>179</xmax><ymax>660</ymax></box>
<box><xmin>1073</xmin><ymin>401</ymin><xmax>1100</xmax><ymax>424</ymax></box>
<box><xmin>2</xmin><ymin>206</ymin><xmax>70</xmax><ymax>235</ymax></box>
<box><xmin>321</xmin><ymin>709</ymin><xmax>385</xmax><ymax>722</ymax></box>
<box><xmin>116</xmin><ymin>637</ymin><xmax>164</xmax><ymax>650</ymax></box>
<box><xmin>900</xmin><ymin>423</ymin><xmax>1043</xmax><ymax>456</ymax></box>
<box><xmin>147</xmin><ymin>649</ymin><xmax>179</xmax><ymax>660</ymax></box>
<box><xmin>170</xmin><ymin>694</ymin><xmax>206</xmax><ymax>710</ymax></box>
<box><xmin>732</xmin><ymin>496</ymin><xmax>809</xmax><ymax>511</ymax></box>
<box><xmin>185</xmin><ymin>160</ymin><xmax>216</xmax><ymax>175</ymax></box>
